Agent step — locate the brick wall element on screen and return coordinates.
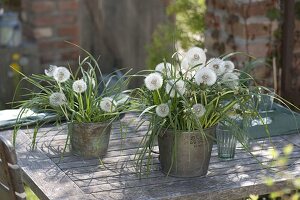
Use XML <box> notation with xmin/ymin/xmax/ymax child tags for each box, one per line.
<box><xmin>205</xmin><ymin>0</ymin><xmax>280</xmax><ymax>87</ymax></box>
<box><xmin>21</xmin><ymin>0</ymin><xmax>80</xmax><ymax>69</ymax></box>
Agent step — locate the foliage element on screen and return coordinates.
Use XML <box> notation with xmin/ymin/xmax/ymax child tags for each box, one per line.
<box><xmin>25</xmin><ymin>185</ymin><xmax>39</xmax><ymax>200</ymax></box>
<box><xmin>146</xmin><ymin>24</ymin><xmax>177</xmax><ymax>70</ymax></box>
<box><xmin>146</xmin><ymin>0</ymin><xmax>206</xmax><ymax>70</ymax></box>
<box><xmin>248</xmin><ymin>144</ymin><xmax>300</xmax><ymax>200</ymax></box>
<box><xmin>133</xmin><ymin>47</ymin><xmax>268</xmax><ymax>175</ymax></box>
<box><xmin>12</xmin><ymin>48</ymin><xmax>132</xmax><ymax>146</ymax></box>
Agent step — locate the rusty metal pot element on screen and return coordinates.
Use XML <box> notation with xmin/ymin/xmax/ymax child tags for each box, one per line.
<box><xmin>68</xmin><ymin>122</ymin><xmax>112</xmax><ymax>158</ymax></box>
<box><xmin>158</xmin><ymin>126</ymin><xmax>216</xmax><ymax>177</ymax></box>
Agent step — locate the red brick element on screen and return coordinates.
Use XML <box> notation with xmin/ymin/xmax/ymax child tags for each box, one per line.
<box><xmin>33</xmin><ymin>27</ymin><xmax>53</xmax><ymax>38</ymax></box>
<box><xmin>22</xmin><ymin>25</ymin><xmax>35</xmax><ymax>40</ymax></box>
<box><xmin>205</xmin><ymin>12</ymin><xmax>221</xmax><ymax>29</ymax></box>
<box><xmin>62</xmin><ymin>50</ymin><xmax>80</xmax><ymax>61</ymax></box>
<box><xmin>226</xmin><ymin>22</ymin><xmax>271</xmax><ymax>38</ymax></box>
<box><xmin>33</xmin><ymin>15</ymin><xmax>77</xmax><ymax>26</ymax></box>
<box><xmin>212</xmin><ymin>0</ymin><xmax>277</xmax><ymax>17</ymax></box>
<box><xmin>40</xmin><ymin>52</ymin><xmax>61</xmax><ymax>64</ymax></box>
<box><xmin>58</xmin><ymin>0</ymin><xmax>79</xmax><ymax>11</ymax></box>
<box><xmin>237</xmin><ymin>43</ymin><xmax>269</xmax><ymax>58</ymax></box>
<box><xmin>57</xmin><ymin>26</ymin><xmax>79</xmax><ymax>37</ymax></box>
<box><xmin>247</xmin><ymin>1</ymin><xmax>278</xmax><ymax>16</ymax></box>
<box><xmin>32</xmin><ymin>1</ymin><xmax>55</xmax><ymax>13</ymax></box>
<box><xmin>37</xmin><ymin>39</ymin><xmax>79</xmax><ymax>50</ymax></box>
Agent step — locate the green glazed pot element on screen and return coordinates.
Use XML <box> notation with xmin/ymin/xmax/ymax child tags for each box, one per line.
<box><xmin>68</xmin><ymin>122</ymin><xmax>112</xmax><ymax>158</ymax></box>
<box><xmin>158</xmin><ymin>126</ymin><xmax>216</xmax><ymax>177</ymax></box>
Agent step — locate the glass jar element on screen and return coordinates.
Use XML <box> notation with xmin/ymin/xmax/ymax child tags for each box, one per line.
<box><xmin>216</xmin><ymin>123</ymin><xmax>237</xmax><ymax>160</ymax></box>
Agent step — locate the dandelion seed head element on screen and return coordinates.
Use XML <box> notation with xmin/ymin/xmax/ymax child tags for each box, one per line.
<box><xmin>155</xmin><ymin>62</ymin><xmax>172</xmax><ymax>75</ymax></box>
<box><xmin>192</xmin><ymin>103</ymin><xmax>206</xmax><ymax>117</ymax></box>
<box><xmin>53</xmin><ymin>67</ymin><xmax>71</xmax><ymax>83</ymax></box>
<box><xmin>45</xmin><ymin>65</ymin><xmax>57</xmax><ymax>77</ymax></box>
<box><xmin>195</xmin><ymin>67</ymin><xmax>217</xmax><ymax>86</ymax></box>
<box><xmin>156</xmin><ymin>103</ymin><xmax>169</xmax><ymax>117</ymax></box>
<box><xmin>165</xmin><ymin>79</ymin><xmax>186</xmax><ymax>98</ymax></box>
<box><xmin>186</xmin><ymin>47</ymin><xmax>206</xmax><ymax>68</ymax></box>
<box><xmin>207</xmin><ymin>58</ymin><xmax>225</xmax><ymax>76</ymax></box>
<box><xmin>222</xmin><ymin>72</ymin><xmax>239</xmax><ymax>88</ymax></box>
<box><xmin>223</xmin><ymin>60</ymin><xmax>235</xmax><ymax>73</ymax></box>
<box><xmin>49</xmin><ymin>92</ymin><xmax>66</xmax><ymax>107</ymax></box>
<box><xmin>100</xmin><ymin>97</ymin><xmax>116</xmax><ymax>112</ymax></box>
<box><xmin>72</xmin><ymin>79</ymin><xmax>87</xmax><ymax>93</ymax></box>
<box><xmin>144</xmin><ymin>73</ymin><xmax>163</xmax><ymax>91</ymax></box>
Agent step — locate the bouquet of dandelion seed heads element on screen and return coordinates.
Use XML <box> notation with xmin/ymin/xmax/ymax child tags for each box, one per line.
<box><xmin>16</xmin><ymin>55</ymin><xmax>130</xmax><ymax>125</ymax></box>
<box><xmin>140</xmin><ymin>46</ymin><xmax>255</xmax><ymax>132</ymax></box>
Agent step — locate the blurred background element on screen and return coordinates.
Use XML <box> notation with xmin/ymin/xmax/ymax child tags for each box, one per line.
<box><xmin>0</xmin><ymin>0</ymin><xmax>299</xmax><ymax>109</ymax></box>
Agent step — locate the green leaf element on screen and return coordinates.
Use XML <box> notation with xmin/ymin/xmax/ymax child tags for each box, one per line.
<box><xmin>248</xmin><ymin>194</ymin><xmax>259</xmax><ymax>200</ymax></box>
<box><xmin>264</xmin><ymin>177</ymin><xmax>274</xmax><ymax>186</ymax></box>
<box><xmin>283</xmin><ymin>144</ymin><xmax>294</xmax><ymax>156</ymax></box>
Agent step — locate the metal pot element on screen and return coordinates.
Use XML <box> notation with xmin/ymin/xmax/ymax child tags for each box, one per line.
<box><xmin>158</xmin><ymin>126</ymin><xmax>216</xmax><ymax>177</ymax></box>
<box><xmin>68</xmin><ymin>122</ymin><xmax>112</xmax><ymax>158</ymax></box>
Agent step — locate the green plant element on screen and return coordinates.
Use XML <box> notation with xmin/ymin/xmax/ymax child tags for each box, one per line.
<box><xmin>248</xmin><ymin>144</ymin><xmax>300</xmax><ymax>200</ymax></box>
<box><xmin>12</xmin><ymin>48</ymin><xmax>132</xmax><ymax>146</ymax></box>
<box><xmin>25</xmin><ymin>185</ymin><xmax>39</xmax><ymax>200</ymax></box>
<box><xmin>133</xmin><ymin>47</ymin><xmax>269</xmax><ymax>175</ymax></box>
<box><xmin>146</xmin><ymin>0</ymin><xmax>206</xmax><ymax>69</ymax></box>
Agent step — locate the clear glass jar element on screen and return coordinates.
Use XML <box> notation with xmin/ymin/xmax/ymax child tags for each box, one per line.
<box><xmin>216</xmin><ymin>124</ymin><xmax>237</xmax><ymax>160</ymax></box>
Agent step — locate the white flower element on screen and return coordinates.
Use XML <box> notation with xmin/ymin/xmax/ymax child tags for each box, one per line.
<box><xmin>186</xmin><ymin>47</ymin><xmax>206</xmax><ymax>68</ymax></box>
<box><xmin>222</xmin><ymin>72</ymin><xmax>239</xmax><ymax>88</ymax></box>
<box><xmin>155</xmin><ymin>62</ymin><xmax>174</xmax><ymax>77</ymax></box>
<box><xmin>195</xmin><ymin>67</ymin><xmax>217</xmax><ymax>86</ymax></box>
<box><xmin>49</xmin><ymin>92</ymin><xmax>66</xmax><ymax>107</ymax></box>
<box><xmin>207</xmin><ymin>58</ymin><xmax>225</xmax><ymax>76</ymax></box>
<box><xmin>156</xmin><ymin>103</ymin><xmax>169</xmax><ymax>117</ymax></box>
<box><xmin>45</xmin><ymin>65</ymin><xmax>57</xmax><ymax>77</ymax></box>
<box><xmin>192</xmin><ymin>104</ymin><xmax>206</xmax><ymax>117</ymax></box>
<box><xmin>223</xmin><ymin>60</ymin><xmax>235</xmax><ymax>73</ymax></box>
<box><xmin>53</xmin><ymin>67</ymin><xmax>71</xmax><ymax>83</ymax></box>
<box><xmin>165</xmin><ymin>79</ymin><xmax>186</xmax><ymax>98</ymax></box>
<box><xmin>180</xmin><ymin>57</ymin><xmax>190</xmax><ymax>72</ymax></box>
<box><xmin>144</xmin><ymin>73</ymin><xmax>163</xmax><ymax>91</ymax></box>
<box><xmin>155</xmin><ymin>62</ymin><xmax>171</xmax><ymax>73</ymax></box>
<box><xmin>100</xmin><ymin>97</ymin><xmax>117</xmax><ymax>112</ymax></box>
<box><xmin>180</xmin><ymin>57</ymin><xmax>198</xmax><ymax>79</ymax></box>
<box><xmin>72</xmin><ymin>79</ymin><xmax>87</xmax><ymax>93</ymax></box>
<box><xmin>185</xmin><ymin>70</ymin><xmax>197</xmax><ymax>80</ymax></box>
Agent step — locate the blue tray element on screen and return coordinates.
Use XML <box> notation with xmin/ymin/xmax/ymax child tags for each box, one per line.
<box><xmin>249</xmin><ymin>103</ymin><xmax>300</xmax><ymax>139</ymax></box>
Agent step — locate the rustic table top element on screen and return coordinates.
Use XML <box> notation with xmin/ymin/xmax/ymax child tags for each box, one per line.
<box><xmin>2</xmin><ymin>113</ymin><xmax>300</xmax><ymax>200</ymax></box>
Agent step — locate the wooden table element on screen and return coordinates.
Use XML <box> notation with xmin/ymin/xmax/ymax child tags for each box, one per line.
<box><xmin>2</xmin><ymin>114</ymin><xmax>300</xmax><ymax>200</ymax></box>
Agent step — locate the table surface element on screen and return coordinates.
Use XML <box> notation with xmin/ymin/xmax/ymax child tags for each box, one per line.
<box><xmin>2</xmin><ymin>113</ymin><xmax>300</xmax><ymax>200</ymax></box>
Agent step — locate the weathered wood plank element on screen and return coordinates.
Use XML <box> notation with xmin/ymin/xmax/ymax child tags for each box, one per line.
<box><xmin>69</xmin><ymin>150</ymin><xmax>300</xmax><ymax>186</ymax></box>
<box><xmin>7</xmin><ymin>112</ymin><xmax>300</xmax><ymax>200</ymax></box>
<box><xmin>1</xmin><ymin>130</ymin><xmax>93</xmax><ymax>200</ymax></box>
<box><xmin>57</xmin><ymin>139</ymin><xmax>294</xmax><ymax>179</ymax></box>
<box><xmin>91</xmin><ymin>167</ymin><xmax>299</xmax><ymax>200</ymax></box>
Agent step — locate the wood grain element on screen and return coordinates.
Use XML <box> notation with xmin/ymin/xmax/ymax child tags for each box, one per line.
<box><xmin>3</xmin><ymin>113</ymin><xmax>300</xmax><ymax>199</ymax></box>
